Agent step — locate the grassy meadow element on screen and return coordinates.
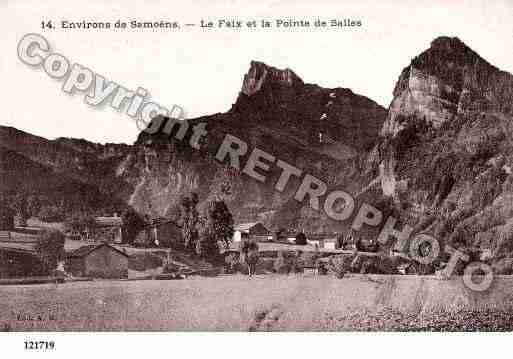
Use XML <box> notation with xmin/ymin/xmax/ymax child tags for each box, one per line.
<box><xmin>1</xmin><ymin>274</ymin><xmax>513</xmax><ymax>331</ymax></box>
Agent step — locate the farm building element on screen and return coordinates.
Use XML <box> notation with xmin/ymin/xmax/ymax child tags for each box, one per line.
<box><xmin>233</xmin><ymin>222</ymin><xmax>272</xmax><ymax>243</ymax></box>
<box><xmin>0</xmin><ymin>230</ymin><xmax>45</xmax><ymax>278</ymax></box>
<box><xmin>68</xmin><ymin>215</ymin><xmax>124</xmax><ymax>243</ymax></box>
<box><xmin>306</xmin><ymin>234</ymin><xmax>340</xmax><ymax>250</ymax></box>
<box><xmin>66</xmin><ymin>243</ymin><xmax>129</xmax><ymax>279</ymax></box>
<box><xmin>286</xmin><ymin>234</ymin><xmax>297</xmax><ymax>243</ymax></box>
<box><xmin>94</xmin><ymin>216</ymin><xmax>123</xmax><ymax>243</ymax></box>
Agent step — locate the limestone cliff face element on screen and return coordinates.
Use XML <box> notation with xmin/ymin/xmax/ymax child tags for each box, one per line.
<box><xmin>382</xmin><ymin>37</ymin><xmax>513</xmax><ymax>137</ymax></box>
<box><xmin>373</xmin><ymin>37</ymin><xmax>513</xmax><ymax>259</ymax></box>
<box><xmin>382</xmin><ymin>66</ymin><xmax>459</xmax><ymax>135</ymax></box>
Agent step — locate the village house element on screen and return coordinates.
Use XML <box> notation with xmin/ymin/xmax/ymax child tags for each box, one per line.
<box><xmin>68</xmin><ymin>214</ymin><xmax>124</xmax><ymax>243</ymax></box>
<box><xmin>0</xmin><ymin>228</ymin><xmax>46</xmax><ymax>278</ymax></box>
<box><xmin>285</xmin><ymin>231</ymin><xmax>298</xmax><ymax>244</ymax></box>
<box><xmin>66</xmin><ymin>242</ymin><xmax>129</xmax><ymax>279</ymax></box>
<box><xmin>306</xmin><ymin>233</ymin><xmax>340</xmax><ymax>250</ymax></box>
<box><xmin>66</xmin><ymin>214</ymin><xmax>123</xmax><ymax>243</ymax></box>
<box><xmin>94</xmin><ymin>215</ymin><xmax>123</xmax><ymax>243</ymax></box>
<box><xmin>233</xmin><ymin>222</ymin><xmax>272</xmax><ymax>243</ymax></box>
<box><xmin>0</xmin><ymin>210</ymin><xmax>43</xmax><ymax>278</ymax></box>
<box><xmin>0</xmin><ymin>239</ymin><xmax>43</xmax><ymax>278</ymax></box>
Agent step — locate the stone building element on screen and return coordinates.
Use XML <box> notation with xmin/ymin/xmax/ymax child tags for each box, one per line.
<box><xmin>66</xmin><ymin>243</ymin><xmax>129</xmax><ymax>278</ymax></box>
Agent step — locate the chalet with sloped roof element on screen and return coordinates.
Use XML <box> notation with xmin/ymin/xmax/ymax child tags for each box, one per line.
<box><xmin>66</xmin><ymin>242</ymin><xmax>129</xmax><ymax>279</ymax></box>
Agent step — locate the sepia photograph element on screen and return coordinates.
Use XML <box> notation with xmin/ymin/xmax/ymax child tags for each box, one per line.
<box><xmin>1</xmin><ymin>0</ymin><xmax>513</xmax><ymax>356</ymax></box>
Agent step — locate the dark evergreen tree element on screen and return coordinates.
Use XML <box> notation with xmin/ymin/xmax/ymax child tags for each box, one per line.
<box><xmin>35</xmin><ymin>230</ymin><xmax>65</xmax><ymax>275</ymax></box>
<box><xmin>207</xmin><ymin>200</ymin><xmax>234</xmax><ymax>249</ymax></box>
<box><xmin>179</xmin><ymin>193</ymin><xmax>200</xmax><ymax>252</ymax></box>
<box><xmin>121</xmin><ymin>207</ymin><xmax>147</xmax><ymax>245</ymax></box>
<box><xmin>0</xmin><ymin>196</ymin><xmax>14</xmax><ymax>230</ymax></box>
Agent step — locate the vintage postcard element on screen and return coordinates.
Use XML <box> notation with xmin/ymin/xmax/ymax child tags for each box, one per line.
<box><xmin>1</xmin><ymin>0</ymin><xmax>513</xmax><ymax>355</ymax></box>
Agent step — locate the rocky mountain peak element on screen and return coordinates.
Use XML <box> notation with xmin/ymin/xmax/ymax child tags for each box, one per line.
<box><xmin>430</xmin><ymin>36</ymin><xmax>471</xmax><ymax>54</ymax></box>
<box><xmin>411</xmin><ymin>36</ymin><xmax>489</xmax><ymax>78</ymax></box>
<box><xmin>241</xmin><ymin>61</ymin><xmax>304</xmax><ymax>96</ymax></box>
<box><xmin>383</xmin><ymin>36</ymin><xmax>513</xmax><ymax>136</ymax></box>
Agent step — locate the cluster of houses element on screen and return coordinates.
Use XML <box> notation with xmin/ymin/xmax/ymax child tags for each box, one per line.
<box><xmin>0</xmin><ymin>227</ymin><xmax>130</xmax><ymax>280</ymax></box>
<box><xmin>0</xmin><ymin>212</ymin><xmax>131</xmax><ymax>280</ymax></box>
<box><xmin>0</xmin><ymin>206</ymin><xmax>364</xmax><ymax>281</ymax></box>
<box><xmin>232</xmin><ymin>222</ymin><xmax>343</xmax><ymax>250</ymax></box>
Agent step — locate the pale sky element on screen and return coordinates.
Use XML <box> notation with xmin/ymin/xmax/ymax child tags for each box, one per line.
<box><xmin>1</xmin><ymin>0</ymin><xmax>512</xmax><ymax>144</ymax></box>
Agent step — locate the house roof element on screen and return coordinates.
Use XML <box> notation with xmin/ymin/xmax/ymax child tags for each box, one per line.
<box><xmin>0</xmin><ymin>231</ymin><xmax>11</xmax><ymax>241</ymax></box>
<box><xmin>234</xmin><ymin>222</ymin><xmax>260</xmax><ymax>231</ymax></box>
<box><xmin>0</xmin><ymin>238</ymin><xmax>38</xmax><ymax>254</ymax></box>
<box><xmin>0</xmin><ymin>229</ymin><xmax>40</xmax><ymax>254</ymax></box>
<box><xmin>308</xmin><ymin>234</ymin><xmax>338</xmax><ymax>241</ymax></box>
<box><xmin>95</xmin><ymin>217</ymin><xmax>123</xmax><ymax>227</ymax></box>
<box><xmin>68</xmin><ymin>243</ymin><xmax>130</xmax><ymax>258</ymax></box>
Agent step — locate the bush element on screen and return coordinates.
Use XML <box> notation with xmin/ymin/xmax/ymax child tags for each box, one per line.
<box><xmin>316</xmin><ymin>259</ymin><xmax>328</xmax><ymax>275</ymax></box>
<box><xmin>258</xmin><ymin>258</ymin><xmax>276</xmax><ymax>273</ymax></box>
<box><xmin>359</xmin><ymin>258</ymin><xmax>375</xmax><ymax>274</ymax></box>
<box><xmin>274</xmin><ymin>251</ymin><xmax>291</xmax><ymax>274</ymax></box>
<box><xmin>300</xmin><ymin>251</ymin><xmax>321</xmax><ymax>268</ymax></box>
<box><xmin>273</xmin><ymin>250</ymin><xmax>304</xmax><ymax>274</ymax></box>
<box><xmin>329</xmin><ymin>256</ymin><xmax>347</xmax><ymax>279</ymax></box>
<box><xmin>224</xmin><ymin>252</ymin><xmax>241</xmax><ymax>273</ymax></box>
<box><xmin>240</xmin><ymin>239</ymin><xmax>259</xmax><ymax>275</ymax></box>
<box><xmin>290</xmin><ymin>251</ymin><xmax>304</xmax><ymax>273</ymax></box>
<box><xmin>162</xmin><ymin>262</ymin><xmax>183</xmax><ymax>274</ymax></box>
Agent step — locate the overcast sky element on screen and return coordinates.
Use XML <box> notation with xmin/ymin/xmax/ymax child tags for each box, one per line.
<box><xmin>1</xmin><ymin>0</ymin><xmax>512</xmax><ymax>144</ymax></box>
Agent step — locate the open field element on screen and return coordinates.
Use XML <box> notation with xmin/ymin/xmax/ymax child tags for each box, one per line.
<box><xmin>1</xmin><ymin>274</ymin><xmax>513</xmax><ymax>331</ymax></box>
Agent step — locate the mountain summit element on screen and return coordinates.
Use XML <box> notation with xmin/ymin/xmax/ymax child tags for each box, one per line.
<box><xmin>241</xmin><ymin>61</ymin><xmax>304</xmax><ymax>96</ymax></box>
<box><xmin>383</xmin><ymin>36</ymin><xmax>513</xmax><ymax>136</ymax></box>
